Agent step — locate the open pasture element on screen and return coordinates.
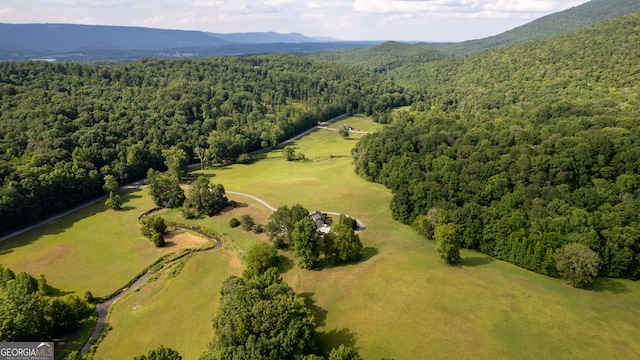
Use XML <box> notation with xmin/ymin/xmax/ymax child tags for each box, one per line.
<box><xmin>0</xmin><ymin>188</ymin><xmax>212</xmax><ymax>298</ymax></box>
<box><xmin>193</xmin><ymin>116</ymin><xmax>640</xmax><ymax>359</ymax></box>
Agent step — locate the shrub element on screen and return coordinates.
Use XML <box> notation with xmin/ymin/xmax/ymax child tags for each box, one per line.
<box><xmin>229</xmin><ymin>218</ymin><xmax>241</xmax><ymax>228</ymax></box>
<box><xmin>181</xmin><ymin>204</ymin><xmax>198</xmax><ymax>219</ymax></box>
<box><xmin>140</xmin><ymin>215</ymin><xmax>167</xmax><ymax>238</ymax></box>
<box><xmin>151</xmin><ymin>233</ymin><xmax>165</xmax><ymax>248</ymax></box>
<box><xmin>237</xmin><ymin>153</ymin><xmax>250</xmax><ymax>164</ymax></box>
<box><xmin>252</xmin><ymin>224</ymin><xmax>264</xmax><ymax>234</ymax></box>
<box><xmin>241</xmin><ymin>214</ymin><xmax>255</xmax><ymax>231</ymax></box>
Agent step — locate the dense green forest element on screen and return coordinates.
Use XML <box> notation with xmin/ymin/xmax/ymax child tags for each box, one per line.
<box><xmin>353</xmin><ymin>12</ymin><xmax>640</xmax><ymax>280</ymax></box>
<box><xmin>307</xmin><ymin>41</ymin><xmax>451</xmax><ymax>73</ymax></box>
<box><xmin>0</xmin><ymin>55</ymin><xmax>408</xmax><ymax>233</ymax></box>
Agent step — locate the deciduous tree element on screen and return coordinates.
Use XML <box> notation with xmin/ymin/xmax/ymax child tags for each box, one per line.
<box><xmin>435</xmin><ymin>223</ymin><xmax>461</xmax><ymax>264</ymax></box>
<box><xmin>291</xmin><ymin>217</ymin><xmax>321</xmax><ymax>269</ymax></box>
<box><xmin>327</xmin><ymin>223</ymin><xmax>363</xmax><ymax>263</ymax></box>
<box><xmin>162</xmin><ymin>146</ymin><xmax>189</xmax><ymax>181</ymax></box>
<box><xmin>244</xmin><ymin>242</ymin><xmax>279</xmax><ymax>277</ymax></box>
<box><xmin>554</xmin><ymin>242</ymin><xmax>601</xmax><ymax>287</ymax></box>
<box><xmin>186</xmin><ymin>176</ymin><xmax>228</xmax><ymax>216</ymax></box>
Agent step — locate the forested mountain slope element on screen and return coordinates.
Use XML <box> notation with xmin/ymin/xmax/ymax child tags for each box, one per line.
<box><xmin>430</xmin><ymin>0</ymin><xmax>640</xmax><ymax>56</ymax></box>
<box><xmin>307</xmin><ymin>41</ymin><xmax>451</xmax><ymax>72</ymax></box>
<box><xmin>0</xmin><ymin>55</ymin><xmax>408</xmax><ymax>233</ymax></box>
<box><xmin>353</xmin><ymin>12</ymin><xmax>640</xmax><ymax>279</ymax></box>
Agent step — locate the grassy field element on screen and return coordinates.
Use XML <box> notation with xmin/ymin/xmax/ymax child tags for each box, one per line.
<box><xmin>191</xmin><ymin>120</ymin><xmax>640</xmax><ymax>359</ymax></box>
<box><xmin>326</xmin><ymin>113</ymin><xmax>387</xmax><ymax>132</ymax></box>
<box><xmin>93</xmin><ymin>248</ymin><xmax>241</xmax><ymax>360</ymax></box>
<box><xmin>0</xmin><ymin>189</ymin><xmax>171</xmax><ymax>297</ymax></box>
<box><xmin>2</xmin><ymin>115</ymin><xmax>639</xmax><ymax>359</ymax></box>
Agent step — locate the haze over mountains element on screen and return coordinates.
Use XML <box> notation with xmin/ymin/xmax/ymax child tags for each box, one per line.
<box><xmin>1</xmin><ymin>0</ymin><xmax>639</xmax><ymax>62</ymax></box>
<box><xmin>0</xmin><ymin>23</ymin><xmax>370</xmax><ymax>61</ymax></box>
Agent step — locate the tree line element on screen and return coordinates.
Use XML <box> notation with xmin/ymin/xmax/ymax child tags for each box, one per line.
<box><xmin>0</xmin><ymin>266</ymin><xmax>94</xmax><ymax>341</ymax></box>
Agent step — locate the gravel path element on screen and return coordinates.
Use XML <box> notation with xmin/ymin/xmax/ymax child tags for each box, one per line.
<box><xmin>226</xmin><ymin>192</ymin><xmax>365</xmax><ymax>232</ymax></box>
<box><xmin>80</xmin><ymin>270</ymin><xmax>156</xmax><ymax>354</ymax></box>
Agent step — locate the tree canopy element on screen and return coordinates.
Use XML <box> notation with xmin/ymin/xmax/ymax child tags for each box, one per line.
<box><xmin>554</xmin><ymin>243</ymin><xmax>601</xmax><ymax>287</ymax></box>
<box><xmin>202</xmin><ymin>269</ymin><xmax>316</xmax><ymax>360</ymax></box>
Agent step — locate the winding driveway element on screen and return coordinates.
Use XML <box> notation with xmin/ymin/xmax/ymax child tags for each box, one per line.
<box><xmin>79</xmin><ymin>191</ymin><xmax>364</xmax><ymax>355</ymax></box>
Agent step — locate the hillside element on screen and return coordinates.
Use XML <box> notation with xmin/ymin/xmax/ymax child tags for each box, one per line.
<box><xmin>354</xmin><ymin>12</ymin><xmax>640</xmax><ymax>280</ymax></box>
<box><xmin>429</xmin><ymin>0</ymin><xmax>640</xmax><ymax>56</ymax></box>
<box><xmin>307</xmin><ymin>41</ymin><xmax>451</xmax><ymax>72</ymax></box>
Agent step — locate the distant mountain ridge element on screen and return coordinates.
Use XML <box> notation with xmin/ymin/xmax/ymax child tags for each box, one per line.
<box><xmin>207</xmin><ymin>31</ymin><xmax>327</xmax><ymax>44</ymax></box>
<box><xmin>0</xmin><ymin>23</ymin><xmax>340</xmax><ymax>60</ymax></box>
<box><xmin>0</xmin><ymin>23</ymin><xmax>230</xmax><ymax>53</ymax></box>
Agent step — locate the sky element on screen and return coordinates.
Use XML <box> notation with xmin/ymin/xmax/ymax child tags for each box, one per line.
<box><xmin>1</xmin><ymin>0</ymin><xmax>591</xmax><ymax>42</ymax></box>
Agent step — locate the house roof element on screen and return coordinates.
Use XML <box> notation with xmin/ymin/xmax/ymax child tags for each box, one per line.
<box><xmin>310</xmin><ymin>211</ymin><xmax>323</xmax><ymax>221</ymax></box>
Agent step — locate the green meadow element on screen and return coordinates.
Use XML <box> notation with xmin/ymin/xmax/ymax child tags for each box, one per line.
<box><xmin>1</xmin><ymin>117</ymin><xmax>639</xmax><ymax>359</ymax></box>
<box><xmin>94</xmin><ymin>248</ymin><xmax>241</xmax><ymax>360</ymax></box>
<box><xmin>0</xmin><ymin>189</ymin><xmax>165</xmax><ymax>298</ymax></box>
<box><xmin>193</xmin><ymin>124</ymin><xmax>640</xmax><ymax>359</ymax></box>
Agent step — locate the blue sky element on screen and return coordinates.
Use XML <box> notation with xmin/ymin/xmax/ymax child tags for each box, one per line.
<box><xmin>1</xmin><ymin>0</ymin><xmax>590</xmax><ymax>41</ymax></box>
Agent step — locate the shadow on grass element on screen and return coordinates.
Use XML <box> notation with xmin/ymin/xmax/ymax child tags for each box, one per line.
<box><xmin>118</xmin><ymin>188</ymin><xmax>142</xmax><ymax>211</ymax></box>
<box><xmin>317</xmin><ymin>327</ymin><xmax>358</xmax><ymax>355</ymax></box>
<box><xmin>121</xmin><ymin>192</ymin><xmax>142</xmax><ymax>201</ymax></box>
<box><xmin>360</xmin><ymin>247</ymin><xmax>379</xmax><ymax>263</ymax></box>
<box><xmin>245</xmin><ymin>151</ymin><xmax>269</xmax><ymax>164</ymax></box>
<box><xmin>299</xmin><ymin>292</ymin><xmax>359</xmax><ymax>356</ymax></box>
<box><xmin>227</xmin><ymin>202</ymin><xmax>249</xmax><ymax>209</ymax></box>
<box><xmin>278</xmin><ymin>255</ymin><xmax>294</xmax><ymax>273</ymax></box>
<box><xmin>318</xmin><ymin>247</ymin><xmax>379</xmax><ymax>270</ymax></box>
<box><xmin>585</xmin><ymin>277</ymin><xmax>630</xmax><ymax>294</ymax></box>
<box><xmin>300</xmin><ymin>292</ymin><xmax>327</xmax><ymax>327</ymax></box>
<box><xmin>459</xmin><ymin>256</ymin><xmax>494</xmax><ymax>267</ymax></box>
<box><xmin>49</xmin><ymin>286</ymin><xmax>75</xmax><ymax>297</ymax></box>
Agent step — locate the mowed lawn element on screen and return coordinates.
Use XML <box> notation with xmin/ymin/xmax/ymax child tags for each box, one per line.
<box><xmin>94</xmin><ymin>248</ymin><xmax>241</xmax><ymax>360</ymax></box>
<box><xmin>194</xmin><ymin>121</ymin><xmax>640</xmax><ymax>359</ymax></box>
<box><xmin>0</xmin><ymin>188</ymin><xmax>203</xmax><ymax>298</ymax></box>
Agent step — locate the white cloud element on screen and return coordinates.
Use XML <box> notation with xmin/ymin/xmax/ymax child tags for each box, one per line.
<box><xmin>0</xmin><ymin>8</ymin><xmax>15</xmax><ymax>16</ymax></box>
<box><xmin>484</xmin><ymin>0</ymin><xmax>586</xmax><ymax>13</ymax></box>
